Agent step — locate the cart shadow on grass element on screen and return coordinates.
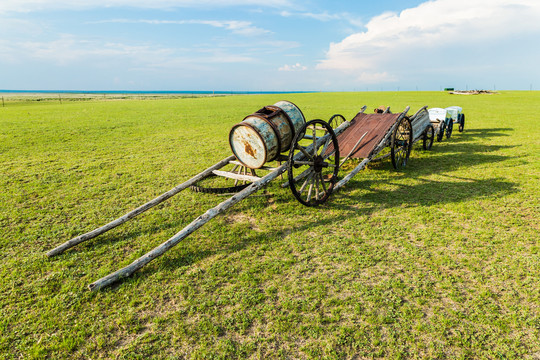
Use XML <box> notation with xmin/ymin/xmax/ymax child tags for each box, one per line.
<box><xmin>436</xmin><ymin>127</ymin><xmax>514</xmax><ymax>144</ymax></box>
<box><xmin>139</xmin><ymin>171</ymin><xmax>517</xmax><ymax>281</ymax></box>
<box><xmin>146</xmin><ymin>175</ymin><xmax>517</xmax><ymax>278</ymax></box>
<box><xmin>329</xmin><ymin>126</ymin><xmax>519</xmax><ymax>211</ymax></box>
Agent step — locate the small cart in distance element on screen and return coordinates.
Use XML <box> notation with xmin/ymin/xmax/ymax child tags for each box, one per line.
<box><xmin>445</xmin><ymin>106</ymin><xmax>465</xmax><ymax>132</ymax></box>
<box><xmin>428</xmin><ymin>107</ymin><xmax>452</xmax><ymax>141</ymax></box>
<box><xmin>409</xmin><ymin>106</ymin><xmax>435</xmax><ymax>150</ymax></box>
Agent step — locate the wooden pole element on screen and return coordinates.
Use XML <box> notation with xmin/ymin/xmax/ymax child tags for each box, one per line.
<box><xmin>88</xmin><ymin>121</ymin><xmax>354</xmax><ymax>291</ymax></box>
<box><xmin>2</xmin><ymin>96</ymin><xmax>4</xmax><ymax>107</ymax></box>
<box><xmin>46</xmin><ymin>155</ymin><xmax>235</xmax><ymax>257</ymax></box>
<box><xmin>88</xmin><ymin>162</ymin><xmax>288</xmax><ymax>291</ymax></box>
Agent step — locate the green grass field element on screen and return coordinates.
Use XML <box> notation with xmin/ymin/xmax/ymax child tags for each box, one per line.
<box><xmin>1</xmin><ymin>91</ymin><xmax>539</xmax><ymax>359</ymax></box>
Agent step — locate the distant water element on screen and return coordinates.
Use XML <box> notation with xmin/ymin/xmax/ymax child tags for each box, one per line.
<box><xmin>0</xmin><ymin>90</ymin><xmax>313</xmax><ymax>95</ymax></box>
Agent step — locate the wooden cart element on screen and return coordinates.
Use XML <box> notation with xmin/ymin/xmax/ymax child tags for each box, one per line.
<box><xmin>409</xmin><ymin>106</ymin><xmax>435</xmax><ymax>150</ymax></box>
<box><xmin>46</xmin><ymin>102</ymin><xmax>414</xmax><ymax>290</ymax></box>
<box><xmin>428</xmin><ymin>107</ymin><xmax>453</xmax><ymax>142</ymax></box>
<box><xmin>446</xmin><ymin>106</ymin><xmax>465</xmax><ymax>132</ymax></box>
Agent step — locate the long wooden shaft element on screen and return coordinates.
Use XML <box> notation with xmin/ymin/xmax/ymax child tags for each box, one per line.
<box><xmin>371</xmin><ymin>152</ymin><xmax>392</xmax><ymax>162</ymax></box>
<box><xmin>88</xmin><ymin>161</ymin><xmax>288</xmax><ymax>291</ymax></box>
<box><xmin>87</xmin><ymin>124</ymin><xmax>352</xmax><ymax>291</ymax></box>
<box><xmin>334</xmin><ymin>158</ymin><xmax>371</xmax><ymax>192</ymax></box>
<box><xmin>47</xmin><ymin>155</ymin><xmax>235</xmax><ymax>257</ymax></box>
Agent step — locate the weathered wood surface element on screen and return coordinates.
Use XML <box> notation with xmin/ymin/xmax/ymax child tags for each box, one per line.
<box><xmin>334</xmin><ymin>107</ymin><xmax>410</xmax><ymax>191</ymax></box>
<box><xmin>410</xmin><ymin>106</ymin><xmax>430</xmax><ymax>143</ymax></box>
<box><xmin>339</xmin><ymin>131</ymin><xmax>368</xmax><ymax>167</ymax></box>
<box><xmin>371</xmin><ymin>152</ymin><xmax>392</xmax><ymax>162</ymax></box>
<box><xmin>228</xmin><ymin>160</ymin><xmax>278</xmax><ymax>171</ymax></box>
<box><xmin>212</xmin><ymin>170</ymin><xmax>261</xmax><ymax>182</ymax></box>
<box><xmin>46</xmin><ymin>155</ymin><xmax>235</xmax><ymax>257</ymax></box>
<box><xmin>88</xmin><ymin>120</ymin><xmax>353</xmax><ymax>291</ymax></box>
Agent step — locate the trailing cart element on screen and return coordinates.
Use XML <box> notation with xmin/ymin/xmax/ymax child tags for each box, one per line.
<box><xmin>445</xmin><ymin>106</ymin><xmax>465</xmax><ymax>132</ymax></box>
<box><xmin>409</xmin><ymin>106</ymin><xmax>435</xmax><ymax>150</ymax></box>
<box><xmin>428</xmin><ymin>107</ymin><xmax>453</xmax><ymax>142</ymax></box>
<box><xmin>47</xmin><ymin>101</ymin><xmax>413</xmax><ymax>290</ymax></box>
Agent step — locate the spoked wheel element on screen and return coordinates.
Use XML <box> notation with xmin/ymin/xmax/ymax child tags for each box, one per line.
<box><xmin>446</xmin><ymin>120</ymin><xmax>453</xmax><ymax>139</ymax></box>
<box><xmin>459</xmin><ymin>114</ymin><xmax>465</xmax><ymax>132</ymax></box>
<box><xmin>391</xmin><ymin>116</ymin><xmax>413</xmax><ymax>170</ymax></box>
<box><xmin>190</xmin><ymin>164</ymin><xmax>256</xmax><ymax>194</ymax></box>
<box><xmin>423</xmin><ymin>125</ymin><xmax>435</xmax><ymax>150</ymax></box>
<box><xmin>328</xmin><ymin>114</ymin><xmax>346</xmax><ymax>129</ymax></box>
<box><xmin>287</xmin><ymin>119</ymin><xmax>340</xmax><ymax>206</ymax></box>
<box><xmin>436</xmin><ymin>122</ymin><xmax>445</xmax><ymax>142</ymax></box>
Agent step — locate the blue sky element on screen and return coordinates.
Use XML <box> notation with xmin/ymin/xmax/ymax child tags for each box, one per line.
<box><xmin>1</xmin><ymin>0</ymin><xmax>539</xmax><ymax>91</ymax></box>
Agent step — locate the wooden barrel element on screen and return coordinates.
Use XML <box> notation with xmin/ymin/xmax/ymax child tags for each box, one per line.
<box><xmin>229</xmin><ymin>116</ymin><xmax>279</xmax><ymax>169</ymax></box>
<box><xmin>229</xmin><ymin>101</ymin><xmax>305</xmax><ymax>169</ymax></box>
<box><xmin>274</xmin><ymin>100</ymin><xmax>306</xmax><ymax>137</ymax></box>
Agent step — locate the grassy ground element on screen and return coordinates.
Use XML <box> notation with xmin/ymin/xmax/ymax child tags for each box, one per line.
<box><xmin>0</xmin><ymin>91</ymin><xmax>538</xmax><ymax>359</ymax></box>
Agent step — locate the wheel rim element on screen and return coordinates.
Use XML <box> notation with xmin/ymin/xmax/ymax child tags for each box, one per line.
<box><xmin>190</xmin><ymin>164</ymin><xmax>256</xmax><ymax>194</ymax></box>
<box><xmin>423</xmin><ymin>125</ymin><xmax>434</xmax><ymax>150</ymax></box>
<box><xmin>288</xmin><ymin>120</ymin><xmax>339</xmax><ymax>206</ymax></box>
<box><xmin>328</xmin><ymin>114</ymin><xmax>346</xmax><ymax>129</ymax></box>
<box><xmin>437</xmin><ymin>123</ymin><xmax>445</xmax><ymax>142</ymax></box>
<box><xmin>391</xmin><ymin>117</ymin><xmax>412</xmax><ymax>170</ymax></box>
<box><xmin>446</xmin><ymin>120</ymin><xmax>453</xmax><ymax>139</ymax></box>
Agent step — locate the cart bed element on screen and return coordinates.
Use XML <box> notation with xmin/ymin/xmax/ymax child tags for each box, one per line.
<box><xmin>334</xmin><ymin>112</ymin><xmax>403</xmax><ymax>159</ymax></box>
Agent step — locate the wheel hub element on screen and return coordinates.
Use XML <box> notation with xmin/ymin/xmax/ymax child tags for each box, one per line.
<box><xmin>313</xmin><ymin>155</ymin><xmax>325</xmax><ymax>172</ymax></box>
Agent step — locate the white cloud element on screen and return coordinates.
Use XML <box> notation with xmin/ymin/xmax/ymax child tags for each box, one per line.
<box><xmin>1</xmin><ymin>34</ymin><xmax>254</xmax><ymax>68</ymax></box>
<box><xmin>280</xmin><ymin>10</ymin><xmax>341</xmax><ymax>22</ymax></box>
<box><xmin>92</xmin><ymin>19</ymin><xmax>270</xmax><ymax>36</ymax></box>
<box><xmin>0</xmin><ymin>0</ymin><xmax>291</xmax><ymax>13</ymax></box>
<box><xmin>278</xmin><ymin>63</ymin><xmax>307</xmax><ymax>71</ymax></box>
<box><xmin>317</xmin><ymin>0</ymin><xmax>540</xmax><ymax>83</ymax></box>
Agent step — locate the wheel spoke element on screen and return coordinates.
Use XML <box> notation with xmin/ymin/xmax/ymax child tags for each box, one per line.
<box><xmin>320</xmin><ymin>137</ymin><xmax>332</xmax><ymax>157</ymax></box>
<box><xmin>299</xmin><ymin>172</ymin><xmax>314</xmax><ymax>195</ymax></box>
<box><xmin>306</xmin><ymin>177</ymin><xmax>315</xmax><ymax>202</ymax></box>
<box><xmin>312</xmin><ymin>125</ymin><xmax>317</xmax><ymax>157</ymax></box>
<box><xmin>297</xmin><ymin>144</ymin><xmax>314</xmax><ymax>160</ymax></box>
<box><xmin>291</xmin><ymin>168</ymin><xmax>314</xmax><ymax>186</ymax></box>
<box><xmin>315</xmin><ymin>175</ymin><xmax>320</xmax><ymax>200</ymax></box>
<box><xmin>232</xmin><ymin>165</ymin><xmax>240</xmax><ymax>186</ymax></box>
<box><xmin>319</xmin><ymin>172</ymin><xmax>327</xmax><ymax>194</ymax></box>
<box><xmin>323</xmin><ymin>149</ymin><xmax>336</xmax><ymax>160</ymax></box>
<box><xmin>294</xmin><ymin>160</ymin><xmax>315</xmax><ymax>166</ymax></box>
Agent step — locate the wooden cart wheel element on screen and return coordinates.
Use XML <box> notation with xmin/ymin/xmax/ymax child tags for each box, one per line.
<box><xmin>436</xmin><ymin>122</ymin><xmax>445</xmax><ymax>142</ymax></box>
<box><xmin>287</xmin><ymin>119</ymin><xmax>339</xmax><ymax>207</ymax></box>
<box><xmin>391</xmin><ymin>116</ymin><xmax>413</xmax><ymax>170</ymax></box>
<box><xmin>423</xmin><ymin>124</ymin><xmax>435</xmax><ymax>150</ymax></box>
<box><xmin>446</xmin><ymin>119</ymin><xmax>453</xmax><ymax>139</ymax></box>
<box><xmin>459</xmin><ymin>114</ymin><xmax>465</xmax><ymax>132</ymax></box>
<box><xmin>328</xmin><ymin>114</ymin><xmax>346</xmax><ymax>129</ymax></box>
<box><xmin>190</xmin><ymin>164</ymin><xmax>255</xmax><ymax>194</ymax></box>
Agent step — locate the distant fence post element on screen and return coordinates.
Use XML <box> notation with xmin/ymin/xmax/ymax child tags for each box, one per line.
<box><xmin>2</xmin><ymin>96</ymin><xmax>4</xmax><ymax>107</ymax></box>
<box><xmin>59</xmin><ymin>94</ymin><xmax>62</xmax><ymax>104</ymax></box>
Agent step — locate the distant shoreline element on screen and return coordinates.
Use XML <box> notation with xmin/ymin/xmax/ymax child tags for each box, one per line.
<box><xmin>0</xmin><ymin>90</ymin><xmax>314</xmax><ymax>95</ymax></box>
